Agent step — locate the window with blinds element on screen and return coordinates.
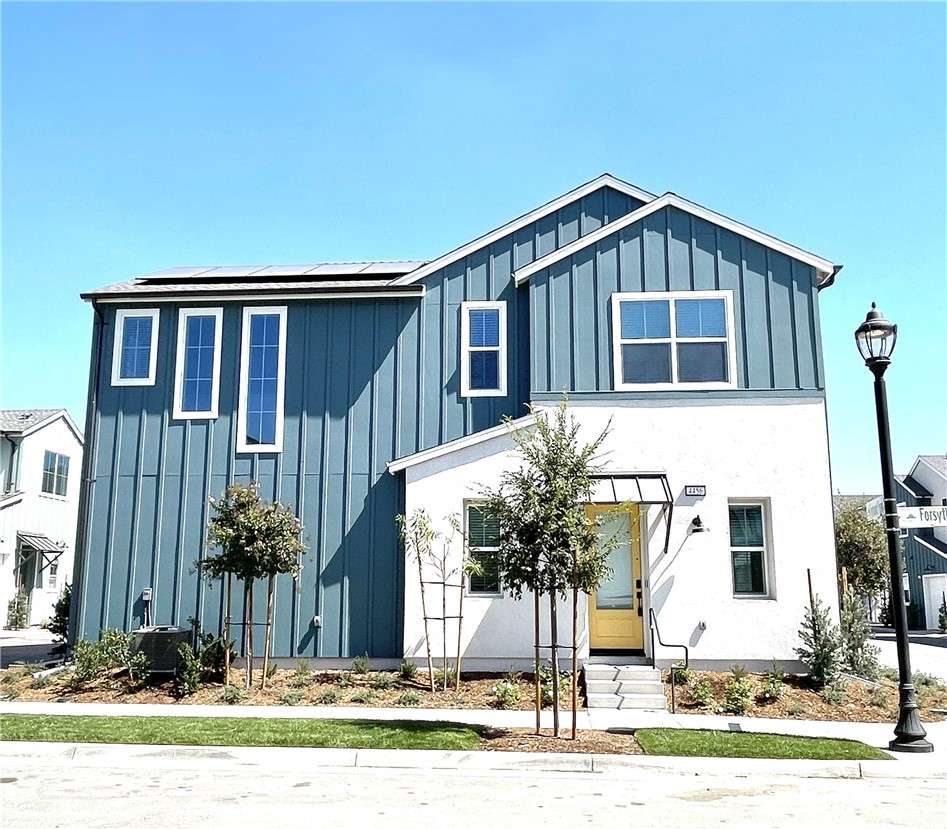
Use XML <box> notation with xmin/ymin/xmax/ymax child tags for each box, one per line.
<box><xmin>729</xmin><ymin>503</ymin><xmax>768</xmax><ymax>596</ymax></box>
<box><xmin>461</xmin><ymin>301</ymin><xmax>507</xmax><ymax>397</ymax></box>
<box><xmin>112</xmin><ymin>308</ymin><xmax>160</xmax><ymax>386</ymax></box>
<box><xmin>466</xmin><ymin>503</ymin><xmax>501</xmax><ymax>594</ymax></box>
<box><xmin>611</xmin><ymin>292</ymin><xmax>735</xmax><ymax>390</ymax></box>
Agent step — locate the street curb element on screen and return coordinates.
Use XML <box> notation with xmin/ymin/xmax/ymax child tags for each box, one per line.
<box><xmin>2</xmin><ymin>740</ymin><xmax>943</xmax><ymax>780</ymax></box>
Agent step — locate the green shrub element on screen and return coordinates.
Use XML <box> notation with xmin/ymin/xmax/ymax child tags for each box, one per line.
<box><xmin>265</xmin><ymin>661</ymin><xmax>279</xmax><ymax>680</ymax></box>
<box><xmin>913</xmin><ymin>671</ymin><xmax>944</xmax><ymax>691</ymax></box>
<box><xmin>1</xmin><ymin>688</ymin><xmax>21</xmax><ymax>700</ymax></box>
<box><xmin>787</xmin><ymin>702</ymin><xmax>805</xmax><ymax>717</ymax></box>
<box><xmin>820</xmin><ymin>681</ymin><xmax>847</xmax><ymax>706</ymax></box>
<box><xmin>278</xmin><ymin>690</ymin><xmax>304</xmax><ymax>706</ymax></box>
<box><xmin>220</xmin><ymin>684</ymin><xmax>245</xmax><ymax>705</ymax></box>
<box><xmin>398</xmin><ymin>661</ymin><xmax>418</xmax><ymax>680</ymax></box>
<box><xmin>290</xmin><ymin>671</ymin><xmax>314</xmax><ymax>689</ymax></box>
<box><xmin>671</xmin><ymin>662</ymin><xmax>693</xmax><ymax>685</ymax></box>
<box><xmin>538</xmin><ymin>666</ymin><xmax>570</xmax><ymax>707</ymax></box>
<box><xmin>396</xmin><ymin>691</ymin><xmax>421</xmax><ymax>707</ymax></box>
<box><xmin>351</xmin><ymin>653</ymin><xmax>370</xmax><ymax>674</ymax></box>
<box><xmin>839</xmin><ymin>587</ymin><xmax>880</xmax><ymax>680</ymax></box>
<box><xmin>336</xmin><ymin>672</ymin><xmax>353</xmax><ymax>688</ymax></box>
<box><xmin>186</xmin><ymin>617</ymin><xmax>234</xmax><ymax>679</ymax></box>
<box><xmin>434</xmin><ymin>664</ymin><xmax>457</xmax><ymax>688</ymax></box>
<box><xmin>173</xmin><ymin>642</ymin><xmax>202</xmax><ymax>697</ymax></box>
<box><xmin>491</xmin><ymin>679</ymin><xmax>521</xmax><ymax>709</ymax></box>
<box><xmin>315</xmin><ymin>688</ymin><xmax>341</xmax><ymax>705</ymax></box>
<box><xmin>689</xmin><ymin>677</ymin><xmax>714</xmax><ymax>707</ymax></box>
<box><xmin>6</xmin><ymin>590</ymin><xmax>29</xmax><ymax>631</ymax></box>
<box><xmin>349</xmin><ymin>689</ymin><xmax>377</xmax><ymax>705</ymax></box>
<box><xmin>372</xmin><ymin>672</ymin><xmax>395</xmax><ymax>691</ymax></box>
<box><xmin>72</xmin><ymin>629</ymin><xmax>149</xmax><ymax>685</ymax></box>
<box><xmin>758</xmin><ymin>663</ymin><xmax>785</xmax><ymax>703</ymax></box>
<box><xmin>723</xmin><ymin>671</ymin><xmax>752</xmax><ymax>715</ymax></box>
<box><xmin>795</xmin><ymin>595</ymin><xmax>842</xmax><ymax>687</ymax></box>
<box><xmin>869</xmin><ymin>686</ymin><xmax>888</xmax><ymax>707</ymax></box>
<box><xmin>939</xmin><ymin>593</ymin><xmax>947</xmax><ymax>633</ymax></box>
<box><xmin>49</xmin><ymin>584</ymin><xmax>72</xmax><ymax>642</ymax></box>
<box><xmin>1</xmin><ymin>672</ymin><xmax>19</xmax><ymax>686</ymax></box>
<box><xmin>30</xmin><ymin>674</ymin><xmax>53</xmax><ymax>690</ymax></box>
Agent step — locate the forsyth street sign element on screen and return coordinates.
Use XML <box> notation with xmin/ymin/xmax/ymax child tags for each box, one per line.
<box><xmin>897</xmin><ymin>504</ymin><xmax>947</xmax><ymax>528</ymax></box>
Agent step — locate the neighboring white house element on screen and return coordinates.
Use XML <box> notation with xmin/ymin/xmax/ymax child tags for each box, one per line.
<box><xmin>0</xmin><ymin>410</ymin><xmax>83</xmax><ymax>627</ymax></box>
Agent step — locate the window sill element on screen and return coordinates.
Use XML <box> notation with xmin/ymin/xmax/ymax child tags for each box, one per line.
<box><xmin>732</xmin><ymin>594</ymin><xmax>776</xmax><ymax>601</ymax></box>
<box><xmin>38</xmin><ymin>492</ymin><xmax>69</xmax><ymax>502</ymax></box>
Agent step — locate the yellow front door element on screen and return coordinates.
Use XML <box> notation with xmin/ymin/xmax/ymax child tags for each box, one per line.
<box><xmin>588</xmin><ymin>503</ymin><xmax>644</xmax><ymax>650</ymax></box>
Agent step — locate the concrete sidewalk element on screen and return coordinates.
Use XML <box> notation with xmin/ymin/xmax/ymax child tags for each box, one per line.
<box><xmin>3</xmin><ymin>699</ymin><xmax>946</xmax><ymax>777</ymax></box>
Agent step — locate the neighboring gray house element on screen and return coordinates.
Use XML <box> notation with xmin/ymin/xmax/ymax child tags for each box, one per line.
<box><xmin>71</xmin><ymin>174</ymin><xmax>843</xmax><ymax>669</ymax></box>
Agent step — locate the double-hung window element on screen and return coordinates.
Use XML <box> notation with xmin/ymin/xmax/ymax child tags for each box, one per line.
<box><xmin>460</xmin><ymin>301</ymin><xmax>507</xmax><ymax>397</ymax></box>
<box><xmin>173</xmin><ymin>308</ymin><xmax>223</xmax><ymax>420</ymax></box>
<box><xmin>466</xmin><ymin>503</ymin><xmax>501</xmax><ymax>595</ymax></box>
<box><xmin>729</xmin><ymin>503</ymin><xmax>770</xmax><ymax>597</ymax></box>
<box><xmin>41</xmin><ymin>450</ymin><xmax>69</xmax><ymax>497</ymax></box>
<box><xmin>611</xmin><ymin>291</ymin><xmax>736</xmax><ymax>390</ymax></box>
<box><xmin>111</xmin><ymin>308</ymin><xmax>160</xmax><ymax>386</ymax></box>
<box><xmin>237</xmin><ymin>306</ymin><xmax>287</xmax><ymax>453</ymax></box>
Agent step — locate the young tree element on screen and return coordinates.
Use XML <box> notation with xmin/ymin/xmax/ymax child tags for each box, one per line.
<box><xmin>795</xmin><ymin>593</ymin><xmax>842</xmax><ymax>687</ymax></box>
<box><xmin>834</xmin><ymin>501</ymin><xmax>888</xmax><ymax>598</ymax></box>
<box><xmin>200</xmin><ymin>482</ymin><xmax>306</xmax><ymax>688</ymax></box>
<box><xmin>839</xmin><ymin>585</ymin><xmax>880</xmax><ymax>680</ymax></box>
<box><xmin>480</xmin><ymin>401</ymin><xmax>614</xmax><ymax>738</ymax></box>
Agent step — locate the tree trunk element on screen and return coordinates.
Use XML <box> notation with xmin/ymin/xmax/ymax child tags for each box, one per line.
<box><xmin>533</xmin><ymin>590</ymin><xmax>541</xmax><ymax>735</ymax></box>
<box><xmin>261</xmin><ymin>575</ymin><xmax>275</xmax><ymax>690</ymax></box>
<box><xmin>441</xmin><ymin>569</ymin><xmax>448</xmax><ymax>692</ymax></box>
<box><xmin>549</xmin><ymin>590</ymin><xmax>560</xmax><ymax>738</ymax></box>
<box><xmin>245</xmin><ymin>580</ymin><xmax>254</xmax><ymax>690</ymax></box>
<box><xmin>455</xmin><ymin>567</ymin><xmax>465</xmax><ymax>693</ymax></box>
<box><xmin>415</xmin><ymin>533</ymin><xmax>435</xmax><ymax>692</ymax></box>
<box><xmin>224</xmin><ymin>574</ymin><xmax>232</xmax><ymax>686</ymax></box>
<box><xmin>571</xmin><ymin>580</ymin><xmax>578</xmax><ymax>741</ymax></box>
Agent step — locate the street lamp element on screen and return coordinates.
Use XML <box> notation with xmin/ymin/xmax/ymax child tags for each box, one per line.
<box><xmin>855</xmin><ymin>303</ymin><xmax>933</xmax><ymax>753</ymax></box>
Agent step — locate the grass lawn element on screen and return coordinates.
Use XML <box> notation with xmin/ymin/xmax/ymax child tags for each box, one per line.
<box><xmin>0</xmin><ymin>714</ymin><xmax>482</xmax><ymax>751</ymax></box>
<box><xmin>635</xmin><ymin>728</ymin><xmax>890</xmax><ymax>761</ymax></box>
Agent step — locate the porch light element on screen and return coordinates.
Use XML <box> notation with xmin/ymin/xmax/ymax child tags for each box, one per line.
<box><xmin>855</xmin><ymin>303</ymin><xmax>898</xmax><ymax>365</ymax></box>
<box><xmin>690</xmin><ymin>515</ymin><xmax>709</xmax><ymax>533</ymax></box>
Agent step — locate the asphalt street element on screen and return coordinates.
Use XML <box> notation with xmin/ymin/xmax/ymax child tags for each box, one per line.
<box><xmin>1</xmin><ymin>744</ymin><xmax>944</xmax><ymax>829</ymax></box>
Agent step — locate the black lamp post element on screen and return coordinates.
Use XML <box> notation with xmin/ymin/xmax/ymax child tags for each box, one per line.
<box><xmin>855</xmin><ymin>303</ymin><xmax>933</xmax><ymax>753</ymax></box>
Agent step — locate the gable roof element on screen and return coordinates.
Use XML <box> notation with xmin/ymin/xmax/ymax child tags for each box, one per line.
<box><xmin>0</xmin><ymin>409</ymin><xmax>83</xmax><ymax>443</ymax></box>
<box><xmin>82</xmin><ymin>261</ymin><xmax>429</xmax><ymax>301</ymax></box>
<box><xmin>896</xmin><ymin>474</ymin><xmax>934</xmax><ymax>500</ymax></box>
<box><xmin>388</xmin><ymin>174</ymin><xmax>656</xmax><ymax>287</ymax></box>
<box><xmin>512</xmin><ymin>192</ymin><xmax>842</xmax><ymax>288</ymax></box>
<box><xmin>914</xmin><ymin>455</ymin><xmax>947</xmax><ymax>480</ymax></box>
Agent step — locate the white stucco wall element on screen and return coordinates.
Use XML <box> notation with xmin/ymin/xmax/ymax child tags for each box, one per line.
<box><xmin>400</xmin><ymin>398</ymin><xmax>838</xmax><ymax>671</ymax></box>
<box><xmin>0</xmin><ymin>415</ymin><xmax>82</xmax><ymax>626</ymax></box>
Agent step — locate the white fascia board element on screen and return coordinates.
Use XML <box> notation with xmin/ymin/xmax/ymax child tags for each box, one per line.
<box><xmin>513</xmin><ymin>193</ymin><xmax>840</xmax><ymax>286</ymax></box>
<box><xmin>388</xmin><ymin>413</ymin><xmax>538</xmax><ymax>474</ymax></box>
<box><xmin>89</xmin><ymin>288</ymin><xmax>425</xmax><ymax>304</ymax></box>
<box><xmin>912</xmin><ymin>456</ymin><xmax>947</xmax><ymax>487</ymax></box>
<box><xmin>16</xmin><ymin>410</ymin><xmax>83</xmax><ymax>445</ymax></box>
<box><xmin>917</xmin><ymin>536</ymin><xmax>947</xmax><ymax>562</ymax></box>
<box><xmin>388</xmin><ymin>175</ymin><xmax>657</xmax><ymax>287</ymax></box>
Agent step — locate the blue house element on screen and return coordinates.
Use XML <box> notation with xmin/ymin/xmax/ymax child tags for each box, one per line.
<box><xmin>72</xmin><ymin>174</ymin><xmax>844</xmax><ymax>670</ymax></box>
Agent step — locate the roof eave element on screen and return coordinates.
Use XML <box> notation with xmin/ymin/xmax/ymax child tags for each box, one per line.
<box><xmin>81</xmin><ymin>285</ymin><xmax>427</xmax><ymax>303</ymax></box>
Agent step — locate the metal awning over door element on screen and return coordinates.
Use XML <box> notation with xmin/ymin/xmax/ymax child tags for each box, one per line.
<box><xmin>17</xmin><ymin>531</ymin><xmax>65</xmax><ymax>572</ymax></box>
<box><xmin>589</xmin><ymin>472</ymin><xmax>675</xmax><ymax>562</ymax></box>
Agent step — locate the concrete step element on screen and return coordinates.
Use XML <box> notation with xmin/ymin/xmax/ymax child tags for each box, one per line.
<box><xmin>583</xmin><ymin>665</ymin><xmax>661</xmax><ymax>683</ymax></box>
<box><xmin>585</xmin><ymin>692</ymin><xmax>668</xmax><ymax>710</ymax></box>
<box><xmin>585</xmin><ymin>679</ymin><xmax>664</xmax><ymax>696</ymax></box>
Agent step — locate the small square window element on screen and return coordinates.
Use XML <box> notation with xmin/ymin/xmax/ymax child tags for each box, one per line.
<box><xmin>112</xmin><ymin>309</ymin><xmax>160</xmax><ymax>386</ymax></box>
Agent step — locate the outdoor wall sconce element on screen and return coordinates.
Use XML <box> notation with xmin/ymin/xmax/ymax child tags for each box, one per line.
<box><xmin>690</xmin><ymin>515</ymin><xmax>709</xmax><ymax>533</ymax></box>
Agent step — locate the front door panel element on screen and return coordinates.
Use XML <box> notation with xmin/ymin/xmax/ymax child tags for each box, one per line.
<box><xmin>588</xmin><ymin>504</ymin><xmax>644</xmax><ymax>650</ymax></box>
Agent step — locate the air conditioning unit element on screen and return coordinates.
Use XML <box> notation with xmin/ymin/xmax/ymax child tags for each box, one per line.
<box><xmin>132</xmin><ymin>626</ymin><xmax>191</xmax><ymax>673</ymax></box>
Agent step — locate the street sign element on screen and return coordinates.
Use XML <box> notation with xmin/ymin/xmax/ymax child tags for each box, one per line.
<box><xmin>897</xmin><ymin>504</ymin><xmax>947</xmax><ymax>528</ymax></box>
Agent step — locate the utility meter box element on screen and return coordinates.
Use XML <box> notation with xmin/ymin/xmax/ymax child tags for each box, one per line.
<box><xmin>132</xmin><ymin>625</ymin><xmax>191</xmax><ymax>673</ymax></box>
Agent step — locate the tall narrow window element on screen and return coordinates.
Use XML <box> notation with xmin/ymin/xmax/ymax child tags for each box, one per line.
<box><xmin>729</xmin><ymin>503</ymin><xmax>770</xmax><ymax>596</ymax></box>
<box><xmin>42</xmin><ymin>450</ymin><xmax>69</xmax><ymax>497</ymax></box>
<box><xmin>173</xmin><ymin>308</ymin><xmax>223</xmax><ymax>420</ymax></box>
<box><xmin>461</xmin><ymin>301</ymin><xmax>507</xmax><ymax>397</ymax></box>
<box><xmin>466</xmin><ymin>503</ymin><xmax>501</xmax><ymax>595</ymax></box>
<box><xmin>111</xmin><ymin>308</ymin><xmax>160</xmax><ymax>386</ymax></box>
<box><xmin>237</xmin><ymin>306</ymin><xmax>287</xmax><ymax>453</ymax></box>
<box><xmin>612</xmin><ymin>292</ymin><xmax>736</xmax><ymax>390</ymax></box>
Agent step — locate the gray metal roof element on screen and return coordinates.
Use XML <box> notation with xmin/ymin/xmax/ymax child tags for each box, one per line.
<box><xmin>919</xmin><ymin>455</ymin><xmax>947</xmax><ymax>476</ymax></box>
<box><xmin>0</xmin><ymin>409</ymin><xmax>61</xmax><ymax>434</ymax></box>
<box><xmin>82</xmin><ymin>261</ymin><xmax>429</xmax><ymax>300</ymax></box>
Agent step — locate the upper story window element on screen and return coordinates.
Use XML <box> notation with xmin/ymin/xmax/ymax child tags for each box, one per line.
<box><xmin>173</xmin><ymin>308</ymin><xmax>223</xmax><ymax>420</ymax></box>
<box><xmin>42</xmin><ymin>450</ymin><xmax>69</xmax><ymax>497</ymax></box>
<box><xmin>460</xmin><ymin>301</ymin><xmax>507</xmax><ymax>397</ymax></box>
<box><xmin>611</xmin><ymin>291</ymin><xmax>736</xmax><ymax>391</ymax></box>
<box><xmin>237</xmin><ymin>306</ymin><xmax>287</xmax><ymax>453</ymax></box>
<box><xmin>111</xmin><ymin>308</ymin><xmax>160</xmax><ymax>386</ymax></box>
<box><xmin>466</xmin><ymin>503</ymin><xmax>501</xmax><ymax>595</ymax></box>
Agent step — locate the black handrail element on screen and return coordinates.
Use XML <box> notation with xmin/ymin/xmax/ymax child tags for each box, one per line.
<box><xmin>648</xmin><ymin>607</ymin><xmax>689</xmax><ymax>713</ymax></box>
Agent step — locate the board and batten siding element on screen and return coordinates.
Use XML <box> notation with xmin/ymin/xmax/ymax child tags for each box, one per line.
<box><xmin>895</xmin><ymin>478</ymin><xmax>947</xmax><ymax>630</ymax></box>
<box><xmin>529</xmin><ymin>205</ymin><xmax>825</xmax><ymax>394</ymax></box>
<box><xmin>77</xmin><ymin>185</ymin><xmax>644</xmax><ymax>657</ymax></box>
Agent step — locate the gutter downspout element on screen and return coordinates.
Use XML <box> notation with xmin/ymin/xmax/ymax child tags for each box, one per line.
<box><xmin>67</xmin><ymin>301</ymin><xmax>105</xmax><ymax>650</ymax></box>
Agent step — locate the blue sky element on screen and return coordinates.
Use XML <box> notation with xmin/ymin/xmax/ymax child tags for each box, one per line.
<box><xmin>2</xmin><ymin>2</ymin><xmax>944</xmax><ymax>493</ymax></box>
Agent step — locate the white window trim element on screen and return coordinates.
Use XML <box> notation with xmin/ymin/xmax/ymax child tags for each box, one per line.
<box><xmin>611</xmin><ymin>290</ymin><xmax>738</xmax><ymax>391</ymax></box>
<box><xmin>172</xmin><ymin>308</ymin><xmax>224</xmax><ymax>420</ymax></box>
<box><xmin>111</xmin><ymin>308</ymin><xmax>160</xmax><ymax>386</ymax></box>
<box><xmin>728</xmin><ymin>499</ymin><xmax>775</xmax><ymax>599</ymax></box>
<box><xmin>897</xmin><ymin>502</ymin><xmax>908</xmax><ymax>538</ymax></box>
<box><xmin>41</xmin><ymin>450</ymin><xmax>69</xmax><ymax>498</ymax></box>
<box><xmin>460</xmin><ymin>301</ymin><xmax>507</xmax><ymax>398</ymax></box>
<box><xmin>465</xmin><ymin>500</ymin><xmax>502</xmax><ymax>597</ymax></box>
<box><xmin>237</xmin><ymin>306</ymin><xmax>287</xmax><ymax>454</ymax></box>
